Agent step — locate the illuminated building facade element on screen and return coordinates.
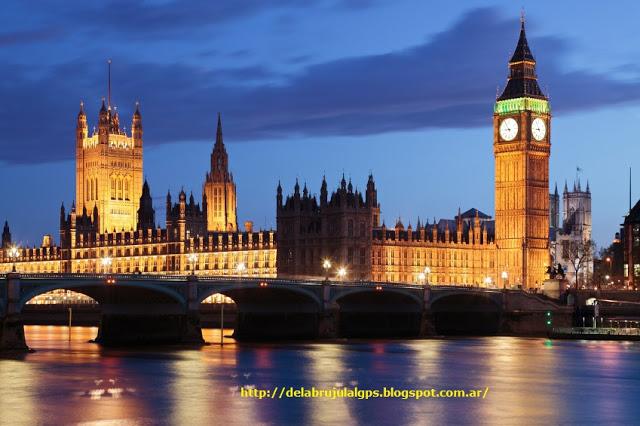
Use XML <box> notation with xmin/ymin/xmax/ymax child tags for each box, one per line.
<box><xmin>203</xmin><ymin>114</ymin><xmax>238</xmax><ymax>232</ymax></box>
<box><xmin>549</xmin><ymin>180</ymin><xmax>593</xmax><ymax>285</ymax></box>
<box><xmin>76</xmin><ymin>99</ymin><xmax>143</xmax><ymax>233</ymax></box>
<box><xmin>277</xmin><ymin>176</ymin><xmax>497</xmax><ymax>285</ymax></box>
<box><xmin>278</xmin><ymin>19</ymin><xmax>550</xmax><ymax>288</ymax></box>
<box><xmin>0</xmin><ymin>100</ymin><xmax>275</xmax><ymax>281</ymax></box>
<box><xmin>493</xmin><ymin>18</ymin><xmax>550</xmax><ymax>288</ymax></box>
<box><xmin>1</xmin><ymin>19</ymin><xmax>550</xmax><ymax>290</ymax></box>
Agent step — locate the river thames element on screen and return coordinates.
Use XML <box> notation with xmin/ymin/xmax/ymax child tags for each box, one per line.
<box><xmin>1</xmin><ymin>326</ymin><xmax>639</xmax><ymax>425</ymax></box>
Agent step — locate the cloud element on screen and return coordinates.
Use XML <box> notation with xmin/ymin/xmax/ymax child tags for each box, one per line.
<box><xmin>2</xmin><ymin>7</ymin><xmax>640</xmax><ymax>165</ymax></box>
<box><xmin>65</xmin><ymin>0</ymin><xmax>370</xmax><ymax>38</ymax></box>
<box><xmin>0</xmin><ymin>28</ymin><xmax>62</xmax><ymax>46</ymax></box>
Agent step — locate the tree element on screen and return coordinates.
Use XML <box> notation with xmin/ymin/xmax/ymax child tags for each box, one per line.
<box><xmin>561</xmin><ymin>239</ymin><xmax>595</xmax><ymax>289</ymax></box>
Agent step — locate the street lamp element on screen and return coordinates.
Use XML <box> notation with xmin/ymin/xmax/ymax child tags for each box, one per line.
<box><xmin>337</xmin><ymin>266</ymin><xmax>347</xmax><ymax>281</ymax></box>
<box><xmin>418</xmin><ymin>272</ymin><xmax>426</xmax><ymax>285</ymax></box>
<box><xmin>187</xmin><ymin>252</ymin><xmax>198</xmax><ymax>276</ymax></box>
<box><xmin>424</xmin><ymin>266</ymin><xmax>431</xmax><ymax>285</ymax></box>
<box><xmin>100</xmin><ymin>256</ymin><xmax>112</xmax><ymax>274</ymax></box>
<box><xmin>484</xmin><ymin>276</ymin><xmax>492</xmax><ymax>288</ymax></box>
<box><xmin>8</xmin><ymin>246</ymin><xmax>19</xmax><ymax>272</ymax></box>
<box><xmin>322</xmin><ymin>259</ymin><xmax>332</xmax><ymax>281</ymax></box>
<box><xmin>501</xmin><ymin>271</ymin><xmax>508</xmax><ymax>289</ymax></box>
<box><xmin>236</xmin><ymin>262</ymin><xmax>247</xmax><ymax>277</ymax></box>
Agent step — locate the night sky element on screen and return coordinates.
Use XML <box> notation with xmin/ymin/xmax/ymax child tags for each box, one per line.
<box><xmin>2</xmin><ymin>0</ymin><xmax>640</xmax><ymax>249</ymax></box>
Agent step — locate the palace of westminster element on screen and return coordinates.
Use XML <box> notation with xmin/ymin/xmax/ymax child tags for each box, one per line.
<box><xmin>0</xmin><ymin>20</ymin><xmax>594</xmax><ymax>293</ymax></box>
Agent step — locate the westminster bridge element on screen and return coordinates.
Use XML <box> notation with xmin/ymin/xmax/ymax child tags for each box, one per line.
<box><xmin>0</xmin><ymin>273</ymin><xmax>571</xmax><ymax>350</ymax></box>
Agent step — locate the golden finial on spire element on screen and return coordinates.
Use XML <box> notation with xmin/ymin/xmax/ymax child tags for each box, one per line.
<box><xmin>520</xmin><ymin>8</ymin><xmax>525</xmax><ymax>26</ymax></box>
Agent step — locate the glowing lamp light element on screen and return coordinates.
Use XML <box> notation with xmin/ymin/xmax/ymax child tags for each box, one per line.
<box><xmin>323</xmin><ymin>259</ymin><xmax>332</xmax><ymax>270</ymax></box>
<box><xmin>236</xmin><ymin>262</ymin><xmax>247</xmax><ymax>274</ymax></box>
<box><xmin>337</xmin><ymin>267</ymin><xmax>347</xmax><ymax>280</ymax></box>
<box><xmin>8</xmin><ymin>246</ymin><xmax>19</xmax><ymax>259</ymax></box>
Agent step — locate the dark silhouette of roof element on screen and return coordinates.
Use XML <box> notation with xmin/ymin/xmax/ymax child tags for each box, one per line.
<box><xmin>497</xmin><ymin>19</ymin><xmax>546</xmax><ymax>101</ymax></box>
<box><xmin>510</xmin><ymin>20</ymin><xmax>535</xmax><ymax>63</ymax></box>
<box><xmin>460</xmin><ymin>208</ymin><xmax>491</xmax><ymax>220</ymax></box>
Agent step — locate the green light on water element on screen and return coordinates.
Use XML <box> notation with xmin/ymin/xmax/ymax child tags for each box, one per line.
<box><xmin>494</xmin><ymin>97</ymin><xmax>550</xmax><ymax>115</ymax></box>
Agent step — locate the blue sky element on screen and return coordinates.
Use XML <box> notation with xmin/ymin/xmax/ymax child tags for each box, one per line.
<box><xmin>1</xmin><ymin>0</ymin><xmax>640</xmax><ymax>248</ymax></box>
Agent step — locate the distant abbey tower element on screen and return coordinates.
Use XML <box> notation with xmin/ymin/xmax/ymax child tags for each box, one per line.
<box><xmin>494</xmin><ymin>18</ymin><xmax>551</xmax><ymax>288</ymax></box>
<box><xmin>203</xmin><ymin>114</ymin><xmax>238</xmax><ymax>232</ymax></box>
<box><xmin>75</xmin><ymin>64</ymin><xmax>143</xmax><ymax>233</ymax></box>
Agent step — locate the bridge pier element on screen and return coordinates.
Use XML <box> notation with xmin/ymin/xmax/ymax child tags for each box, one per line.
<box><xmin>318</xmin><ymin>285</ymin><xmax>339</xmax><ymax>338</ymax></box>
<box><xmin>94</xmin><ymin>277</ymin><xmax>204</xmax><ymax>346</ymax></box>
<box><xmin>0</xmin><ymin>274</ymin><xmax>28</xmax><ymax>351</ymax></box>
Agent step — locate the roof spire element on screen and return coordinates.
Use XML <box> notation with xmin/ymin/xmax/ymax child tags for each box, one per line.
<box><xmin>107</xmin><ymin>59</ymin><xmax>112</xmax><ymax>110</ymax></box>
<box><xmin>215</xmin><ymin>112</ymin><xmax>223</xmax><ymax>147</ymax></box>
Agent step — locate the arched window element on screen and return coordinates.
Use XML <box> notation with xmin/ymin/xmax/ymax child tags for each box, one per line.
<box><xmin>86</xmin><ymin>179</ymin><xmax>90</xmax><ymax>201</ymax></box>
<box><xmin>116</xmin><ymin>178</ymin><xmax>121</xmax><ymax>200</ymax></box>
<box><xmin>94</xmin><ymin>178</ymin><xmax>98</xmax><ymax>200</ymax></box>
<box><xmin>124</xmin><ymin>178</ymin><xmax>130</xmax><ymax>200</ymax></box>
<box><xmin>111</xmin><ymin>177</ymin><xmax>116</xmax><ymax>200</ymax></box>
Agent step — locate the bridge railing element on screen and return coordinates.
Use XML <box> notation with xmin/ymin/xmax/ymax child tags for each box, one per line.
<box><xmin>0</xmin><ymin>273</ymin><xmax>519</xmax><ymax>293</ymax></box>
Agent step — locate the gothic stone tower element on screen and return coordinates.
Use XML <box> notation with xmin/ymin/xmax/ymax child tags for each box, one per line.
<box><xmin>75</xmin><ymin>96</ymin><xmax>143</xmax><ymax>233</ymax></box>
<box><xmin>203</xmin><ymin>114</ymin><xmax>238</xmax><ymax>232</ymax></box>
<box><xmin>494</xmin><ymin>19</ymin><xmax>550</xmax><ymax>288</ymax></box>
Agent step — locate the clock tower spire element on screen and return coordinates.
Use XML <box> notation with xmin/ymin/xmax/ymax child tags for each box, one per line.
<box><xmin>494</xmin><ymin>17</ymin><xmax>551</xmax><ymax>289</ymax></box>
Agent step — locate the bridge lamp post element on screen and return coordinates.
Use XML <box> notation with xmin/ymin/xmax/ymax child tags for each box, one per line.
<box><xmin>236</xmin><ymin>262</ymin><xmax>247</xmax><ymax>277</ymax></box>
<box><xmin>322</xmin><ymin>259</ymin><xmax>332</xmax><ymax>281</ymax></box>
<box><xmin>187</xmin><ymin>253</ymin><xmax>198</xmax><ymax>276</ymax></box>
<box><xmin>418</xmin><ymin>272</ymin><xmax>426</xmax><ymax>285</ymax></box>
<box><xmin>8</xmin><ymin>246</ymin><xmax>19</xmax><ymax>272</ymax></box>
<box><xmin>424</xmin><ymin>266</ymin><xmax>431</xmax><ymax>286</ymax></box>
<box><xmin>484</xmin><ymin>276</ymin><xmax>492</xmax><ymax>288</ymax></box>
<box><xmin>337</xmin><ymin>267</ymin><xmax>347</xmax><ymax>281</ymax></box>
<box><xmin>501</xmin><ymin>271</ymin><xmax>508</xmax><ymax>290</ymax></box>
<box><xmin>100</xmin><ymin>256</ymin><xmax>112</xmax><ymax>275</ymax></box>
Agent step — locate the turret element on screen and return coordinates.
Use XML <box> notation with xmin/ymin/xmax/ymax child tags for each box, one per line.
<box><xmin>277</xmin><ymin>181</ymin><xmax>283</xmax><ymax>208</ymax></box>
<box><xmin>294</xmin><ymin>179</ymin><xmax>300</xmax><ymax>199</ymax></box>
<box><xmin>320</xmin><ymin>176</ymin><xmax>328</xmax><ymax>206</ymax></box>
<box><xmin>166</xmin><ymin>190</ymin><xmax>172</xmax><ymax>222</ymax></box>
<box><xmin>98</xmin><ymin>98</ymin><xmax>109</xmax><ymax>138</ymax></box>
<box><xmin>60</xmin><ymin>203</ymin><xmax>66</xmax><ymax>228</ymax></box>
<box><xmin>366</xmin><ymin>174</ymin><xmax>377</xmax><ymax>207</ymax></box>
<box><xmin>76</xmin><ymin>101</ymin><xmax>87</xmax><ymax>148</ymax></box>
<box><xmin>2</xmin><ymin>221</ymin><xmax>11</xmax><ymax>248</ymax></box>
<box><xmin>137</xmin><ymin>179</ymin><xmax>155</xmax><ymax>231</ymax></box>
<box><xmin>132</xmin><ymin>101</ymin><xmax>143</xmax><ymax>147</ymax></box>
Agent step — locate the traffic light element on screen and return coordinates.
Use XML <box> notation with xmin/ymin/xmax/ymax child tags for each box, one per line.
<box><xmin>545</xmin><ymin>311</ymin><xmax>553</xmax><ymax>327</ymax></box>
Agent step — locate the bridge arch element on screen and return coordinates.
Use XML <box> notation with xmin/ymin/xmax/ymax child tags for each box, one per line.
<box><xmin>429</xmin><ymin>291</ymin><xmax>503</xmax><ymax>335</ymax></box>
<box><xmin>330</xmin><ymin>287</ymin><xmax>423</xmax><ymax>308</ymax></box>
<box><xmin>332</xmin><ymin>287</ymin><xmax>423</xmax><ymax>338</ymax></box>
<box><xmin>198</xmin><ymin>283</ymin><xmax>323</xmax><ymax>309</ymax></box>
<box><xmin>18</xmin><ymin>279</ymin><xmax>187</xmax><ymax>312</ymax></box>
<box><xmin>198</xmin><ymin>282</ymin><xmax>323</xmax><ymax>340</ymax></box>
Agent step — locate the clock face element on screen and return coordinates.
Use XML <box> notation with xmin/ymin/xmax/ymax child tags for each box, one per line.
<box><xmin>499</xmin><ymin>118</ymin><xmax>518</xmax><ymax>141</ymax></box>
<box><xmin>531</xmin><ymin>117</ymin><xmax>546</xmax><ymax>141</ymax></box>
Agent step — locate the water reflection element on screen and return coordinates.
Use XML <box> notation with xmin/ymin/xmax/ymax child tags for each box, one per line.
<box><xmin>1</xmin><ymin>327</ymin><xmax>640</xmax><ymax>424</ymax></box>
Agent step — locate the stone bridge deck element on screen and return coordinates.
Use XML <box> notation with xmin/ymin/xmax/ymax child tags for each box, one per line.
<box><xmin>1</xmin><ymin>273</ymin><xmax>572</xmax><ymax>350</ymax></box>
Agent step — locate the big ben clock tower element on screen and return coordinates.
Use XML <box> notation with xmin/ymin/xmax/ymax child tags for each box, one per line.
<box><xmin>494</xmin><ymin>17</ymin><xmax>550</xmax><ymax>289</ymax></box>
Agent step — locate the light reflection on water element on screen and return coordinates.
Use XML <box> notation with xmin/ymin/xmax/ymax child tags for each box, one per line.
<box><xmin>1</xmin><ymin>326</ymin><xmax>639</xmax><ymax>424</ymax></box>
